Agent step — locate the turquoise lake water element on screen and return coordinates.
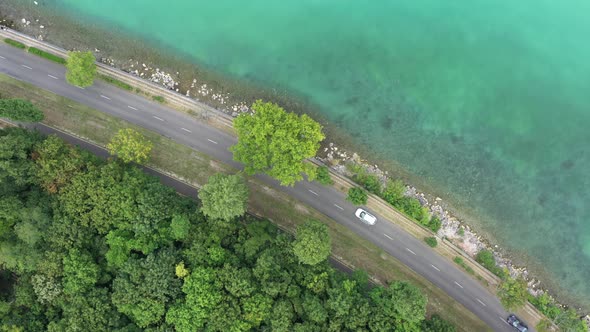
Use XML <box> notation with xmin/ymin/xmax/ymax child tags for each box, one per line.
<box><xmin>33</xmin><ymin>0</ymin><xmax>590</xmax><ymax>306</ymax></box>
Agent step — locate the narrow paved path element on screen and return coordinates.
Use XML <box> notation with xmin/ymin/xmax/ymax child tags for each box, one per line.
<box><xmin>0</xmin><ymin>42</ymin><xmax>525</xmax><ymax>331</ymax></box>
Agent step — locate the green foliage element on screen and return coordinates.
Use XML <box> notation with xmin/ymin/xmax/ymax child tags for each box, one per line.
<box><xmin>381</xmin><ymin>179</ymin><xmax>405</xmax><ymax>205</ymax></box>
<box><xmin>231</xmin><ymin>100</ymin><xmax>325</xmax><ymax>186</ymax></box>
<box><xmin>293</xmin><ymin>220</ymin><xmax>331</xmax><ymax>265</ymax></box>
<box><xmin>457</xmin><ymin>228</ymin><xmax>465</xmax><ymax>236</ymax></box>
<box><xmin>62</xmin><ymin>249</ymin><xmax>99</xmax><ymax>295</ymax></box>
<box><xmin>424</xmin><ymin>237</ymin><xmax>438</xmax><ymax>247</ymax></box>
<box><xmin>27</xmin><ymin>47</ymin><xmax>66</xmax><ymax>64</ymax></box>
<box><xmin>453</xmin><ymin>256</ymin><xmax>475</xmax><ymax>275</ymax></box>
<box><xmin>0</xmin><ymin>128</ymin><xmax>451</xmax><ymax>331</ymax></box>
<box><xmin>536</xmin><ymin>319</ymin><xmax>552</xmax><ymax>332</ymax></box>
<box><xmin>4</xmin><ymin>38</ymin><xmax>26</xmax><ymax>49</ymax></box>
<box><xmin>152</xmin><ymin>95</ymin><xmax>166</xmax><ymax>103</ymax></box>
<box><xmin>198</xmin><ymin>173</ymin><xmax>249</xmax><ymax>221</ymax></box>
<box><xmin>475</xmin><ymin>249</ymin><xmax>507</xmax><ymax>279</ymax></box>
<box><xmin>347</xmin><ymin>187</ymin><xmax>368</xmax><ymax>205</ymax></box>
<box><xmin>529</xmin><ymin>293</ymin><xmax>588</xmax><ymax>332</ymax></box>
<box><xmin>498</xmin><ymin>277</ymin><xmax>528</xmax><ymax>310</ymax></box>
<box><xmin>356</xmin><ymin>173</ymin><xmax>382</xmax><ymax>195</ymax></box>
<box><xmin>98</xmin><ymin>74</ymin><xmax>133</xmax><ymax>91</ymax></box>
<box><xmin>65</xmin><ymin>51</ymin><xmax>96</xmax><ymax>87</ymax></box>
<box><xmin>428</xmin><ymin>216</ymin><xmax>442</xmax><ymax>233</ymax></box>
<box><xmin>422</xmin><ymin>314</ymin><xmax>457</xmax><ymax>332</ymax></box>
<box><xmin>107</xmin><ymin>128</ymin><xmax>153</xmax><ymax>164</ymax></box>
<box><xmin>315</xmin><ymin>166</ymin><xmax>334</xmax><ymax>185</ymax></box>
<box><xmin>112</xmin><ymin>248</ymin><xmax>181</xmax><ymax>328</ymax></box>
<box><xmin>0</xmin><ymin>98</ymin><xmax>44</xmax><ymax>122</ymax></box>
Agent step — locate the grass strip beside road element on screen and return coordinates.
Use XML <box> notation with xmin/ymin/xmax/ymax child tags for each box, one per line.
<box><xmin>98</xmin><ymin>74</ymin><xmax>133</xmax><ymax>91</ymax></box>
<box><xmin>0</xmin><ymin>73</ymin><xmax>490</xmax><ymax>331</ymax></box>
<box><xmin>27</xmin><ymin>47</ymin><xmax>67</xmax><ymax>64</ymax></box>
<box><xmin>3</xmin><ymin>38</ymin><xmax>26</xmax><ymax>49</ymax></box>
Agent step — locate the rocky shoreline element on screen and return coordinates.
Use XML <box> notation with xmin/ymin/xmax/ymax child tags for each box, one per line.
<box><xmin>2</xmin><ymin>3</ymin><xmax>588</xmax><ymax>322</ymax></box>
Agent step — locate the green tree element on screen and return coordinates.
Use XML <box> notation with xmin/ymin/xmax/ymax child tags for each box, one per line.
<box><xmin>107</xmin><ymin>128</ymin><xmax>153</xmax><ymax>164</ymax></box>
<box><xmin>62</xmin><ymin>249</ymin><xmax>99</xmax><ymax>295</ymax></box>
<box><xmin>65</xmin><ymin>51</ymin><xmax>96</xmax><ymax>87</ymax></box>
<box><xmin>112</xmin><ymin>249</ymin><xmax>181</xmax><ymax>328</ymax></box>
<box><xmin>0</xmin><ymin>128</ymin><xmax>42</xmax><ymax>193</ymax></box>
<box><xmin>498</xmin><ymin>277</ymin><xmax>528</xmax><ymax>310</ymax></box>
<box><xmin>347</xmin><ymin>187</ymin><xmax>368</xmax><ymax>205</ymax></box>
<box><xmin>370</xmin><ymin>281</ymin><xmax>427</xmax><ymax>326</ymax></box>
<box><xmin>293</xmin><ymin>220</ymin><xmax>331</xmax><ymax>265</ymax></box>
<box><xmin>231</xmin><ymin>100</ymin><xmax>324</xmax><ymax>186</ymax></box>
<box><xmin>0</xmin><ymin>99</ymin><xmax>44</xmax><ymax>122</ymax></box>
<box><xmin>198</xmin><ymin>173</ymin><xmax>249</xmax><ymax>221</ymax></box>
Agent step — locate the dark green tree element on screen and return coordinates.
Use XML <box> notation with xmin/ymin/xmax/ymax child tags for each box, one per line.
<box><xmin>293</xmin><ymin>220</ymin><xmax>331</xmax><ymax>265</ymax></box>
<box><xmin>498</xmin><ymin>277</ymin><xmax>528</xmax><ymax>311</ymax></box>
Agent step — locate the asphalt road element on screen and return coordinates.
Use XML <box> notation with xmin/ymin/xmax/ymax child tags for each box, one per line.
<box><xmin>0</xmin><ymin>42</ymin><xmax>523</xmax><ymax>331</ymax></box>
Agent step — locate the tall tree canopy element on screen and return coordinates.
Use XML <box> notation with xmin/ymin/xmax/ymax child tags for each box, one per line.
<box><xmin>198</xmin><ymin>173</ymin><xmax>249</xmax><ymax>221</ymax></box>
<box><xmin>65</xmin><ymin>51</ymin><xmax>96</xmax><ymax>87</ymax></box>
<box><xmin>231</xmin><ymin>100</ymin><xmax>324</xmax><ymax>186</ymax></box>
<box><xmin>293</xmin><ymin>220</ymin><xmax>332</xmax><ymax>265</ymax></box>
<box><xmin>0</xmin><ymin>128</ymin><xmax>450</xmax><ymax>331</ymax></box>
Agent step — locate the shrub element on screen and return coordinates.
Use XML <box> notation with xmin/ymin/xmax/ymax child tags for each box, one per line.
<box><xmin>98</xmin><ymin>75</ymin><xmax>133</xmax><ymax>91</ymax></box>
<box><xmin>475</xmin><ymin>249</ymin><xmax>507</xmax><ymax>279</ymax></box>
<box><xmin>152</xmin><ymin>95</ymin><xmax>165</xmax><ymax>103</ymax></box>
<box><xmin>498</xmin><ymin>278</ymin><xmax>528</xmax><ymax>310</ymax></box>
<box><xmin>381</xmin><ymin>179</ymin><xmax>405</xmax><ymax>205</ymax></box>
<box><xmin>0</xmin><ymin>98</ymin><xmax>44</xmax><ymax>122</ymax></box>
<box><xmin>457</xmin><ymin>228</ymin><xmax>465</xmax><ymax>236</ymax></box>
<box><xmin>395</xmin><ymin>196</ymin><xmax>428</xmax><ymax>221</ymax></box>
<box><xmin>358</xmin><ymin>174</ymin><xmax>381</xmax><ymax>195</ymax></box>
<box><xmin>28</xmin><ymin>47</ymin><xmax>66</xmax><ymax>64</ymax></box>
<box><xmin>427</xmin><ymin>216</ymin><xmax>441</xmax><ymax>233</ymax></box>
<box><xmin>4</xmin><ymin>38</ymin><xmax>26</xmax><ymax>49</ymax></box>
<box><xmin>347</xmin><ymin>187</ymin><xmax>368</xmax><ymax>205</ymax></box>
<box><xmin>424</xmin><ymin>237</ymin><xmax>437</xmax><ymax>247</ymax></box>
<box><xmin>316</xmin><ymin>166</ymin><xmax>334</xmax><ymax>185</ymax></box>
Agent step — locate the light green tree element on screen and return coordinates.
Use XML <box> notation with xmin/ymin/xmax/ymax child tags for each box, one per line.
<box><xmin>293</xmin><ymin>220</ymin><xmax>331</xmax><ymax>265</ymax></box>
<box><xmin>498</xmin><ymin>277</ymin><xmax>528</xmax><ymax>310</ymax></box>
<box><xmin>231</xmin><ymin>100</ymin><xmax>324</xmax><ymax>186</ymax></box>
<box><xmin>347</xmin><ymin>187</ymin><xmax>368</xmax><ymax>205</ymax></box>
<box><xmin>107</xmin><ymin>128</ymin><xmax>153</xmax><ymax>164</ymax></box>
<box><xmin>198</xmin><ymin>173</ymin><xmax>249</xmax><ymax>221</ymax></box>
<box><xmin>65</xmin><ymin>51</ymin><xmax>96</xmax><ymax>87</ymax></box>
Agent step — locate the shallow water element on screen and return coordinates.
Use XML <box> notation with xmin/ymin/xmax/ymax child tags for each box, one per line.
<box><xmin>23</xmin><ymin>0</ymin><xmax>590</xmax><ymax>307</ymax></box>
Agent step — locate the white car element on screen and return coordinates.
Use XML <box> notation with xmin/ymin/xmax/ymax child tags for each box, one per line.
<box><xmin>355</xmin><ymin>208</ymin><xmax>377</xmax><ymax>225</ymax></box>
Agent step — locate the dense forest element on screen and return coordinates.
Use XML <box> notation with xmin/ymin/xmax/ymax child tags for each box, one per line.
<box><xmin>0</xmin><ymin>127</ymin><xmax>454</xmax><ymax>331</ymax></box>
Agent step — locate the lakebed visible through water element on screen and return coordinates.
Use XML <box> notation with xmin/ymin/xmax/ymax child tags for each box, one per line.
<box><xmin>4</xmin><ymin>0</ymin><xmax>590</xmax><ymax>309</ymax></box>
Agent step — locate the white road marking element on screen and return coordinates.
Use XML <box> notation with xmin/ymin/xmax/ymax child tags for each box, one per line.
<box><xmin>454</xmin><ymin>281</ymin><xmax>464</xmax><ymax>289</ymax></box>
<box><xmin>308</xmin><ymin>189</ymin><xmax>319</xmax><ymax>196</ymax></box>
<box><xmin>0</xmin><ymin>55</ymin><xmax>5</xmax><ymax>59</ymax></box>
<box><xmin>100</xmin><ymin>95</ymin><xmax>111</xmax><ymax>100</ymax></box>
<box><xmin>153</xmin><ymin>116</ymin><xmax>164</xmax><ymax>121</ymax></box>
<box><xmin>21</xmin><ymin>64</ymin><xmax>32</xmax><ymax>69</ymax></box>
<box><xmin>384</xmin><ymin>234</ymin><xmax>393</xmax><ymax>240</ymax></box>
<box><xmin>127</xmin><ymin>105</ymin><xmax>138</xmax><ymax>110</ymax></box>
<box><xmin>76</xmin><ymin>86</ymin><xmax>85</xmax><ymax>89</ymax></box>
<box><xmin>47</xmin><ymin>74</ymin><xmax>58</xmax><ymax>79</ymax></box>
<box><xmin>181</xmin><ymin>127</ymin><xmax>192</xmax><ymax>133</ymax></box>
<box><xmin>333</xmin><ymin>204</ymin><xmax>344</xmax><ymax>210</ymax></box>
<box><xmin>207</xmin><ymin>139</ymin><xmax>218</xmax><ymax>144</ymax></box>
<box><xmin>476</xmin><ymin>298</ymin><xmax>487</xmax><ymax>306</ymax></box>
<box><xmin>406</xmin><ymin>248</ymin><xmax>416</xmax><ymax>255</ymax></box>
<box><xmin>430</xmin><ymin>264</ymin><xmax>440</xmax><ymax>271</ymax></box>
<box><xmin>500</xmin><ymin>316</ymin><xmax>510</xmax><ymax>324</ymax></box>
